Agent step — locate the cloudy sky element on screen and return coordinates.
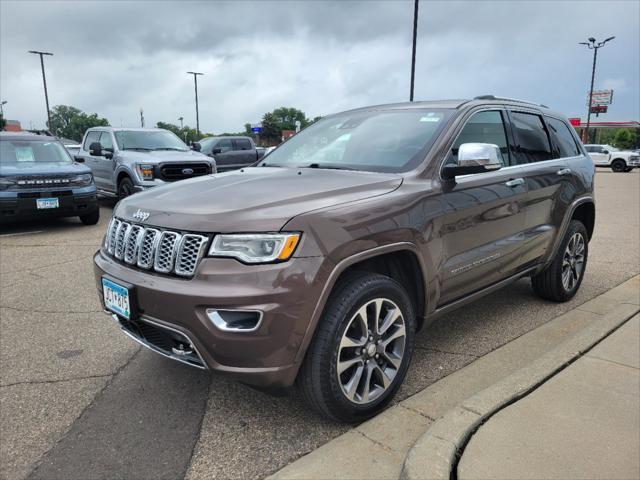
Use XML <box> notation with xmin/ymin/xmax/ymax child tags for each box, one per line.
<box><xmin>1</xmin><ymin>0</ymin><xmax>638</xmax><ymax>133</ymax></box>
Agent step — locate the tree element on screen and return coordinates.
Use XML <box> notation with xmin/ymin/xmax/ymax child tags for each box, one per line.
<box><xmin>260</xmin><ymin>112</ymin><xmax>281</xmax><ymax>144</ymax></box>
<box><xmin>0</xmin><ymin>113</ymin><xmax>5</xmax><ymax>131</ymax></box>
<box><xmin>48</xmin><ymin>105</ymin><xmax>109</xmax><ymax>142</ymax></box>
<box><xmin>612</xmin><ymin>129</ymin><xmax>635</xmax><ymax>150</ymax></box>
<box><xmin>155</xmin><ymin>121</ymin><xmax>211</xmax><ymax>145</ymax></box>
<box><xmin>271</xmin><ymin>107</ymin><xmax>310</xmax><ymax>131</ymax></box>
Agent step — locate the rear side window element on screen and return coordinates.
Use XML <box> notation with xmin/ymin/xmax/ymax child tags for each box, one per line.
<box><xmin>546</xmin><ymin>117</ymin><xmax>580</xmax><ymax>158</ymax></box>
<box><xmin>234</xmin><ymin>138</ymin><xmax>252</xmax><ymax>150</ymax></box>
<box><xmin>510</xmin><ymin>112</ymin><xmax>553</xmax><ymax>164</ymax></box>
<box><xmin>83</xmin><ymin>131</ymin><xmax>100</xmax><ymax>150</ymax></box>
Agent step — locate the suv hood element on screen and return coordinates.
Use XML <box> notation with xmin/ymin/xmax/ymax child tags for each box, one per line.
<box><xmin>0</xmin><ymin>162</ymin><xmax>91</xmax><ymax>177</ymax></box>
<box><xmin>119</xmin><ymin>150</ymin><xmax>211</xmax><ymax>163</ymax></box>
<box><xmin>115</xmin><ymin>167</ymin><xmax>402</xmax><ymax>232</ymax></box>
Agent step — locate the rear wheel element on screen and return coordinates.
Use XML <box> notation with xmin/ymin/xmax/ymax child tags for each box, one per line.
<box><xmin>297</xmin><ymin>272</ymin><xmax>415</xmax><ymax>423</ymax></box>
<box><xmin>79</xmin><ymin>209</ymin><xmax>100</xmax><ymax>225</ymax></box>
<box><xmin>611</xmin><ymin>159</ymin><xmax>626</xmax><ymax>172</ymax></box>
<box><xmin>118</xmin><ymin>176</ymin><xmax>134</xmax><ymax>199</ymax></box>
<box><xmin>531</xmin><ymin>220</ymin><xmax>588</xmax><ymax>302</ymax></box>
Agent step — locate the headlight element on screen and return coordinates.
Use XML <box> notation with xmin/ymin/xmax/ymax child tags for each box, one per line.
<box><xmin>208</xmin><ymin>233</ymin><xmax>300</xmax><ymax>263</ymax></box>
<box><xmin>69</xmin><ymin>173</ymin><xmax>93</xmax><ymax>186</ymax></box>
<box><xmin>0</xmin><ymin>177</ymin><xmax>17</xmax><ymax>191</ymax></box>
<box><xmin>136</xmin><ymin>164</ymin><xmax>154</xmax><ymax>180</ymax></box>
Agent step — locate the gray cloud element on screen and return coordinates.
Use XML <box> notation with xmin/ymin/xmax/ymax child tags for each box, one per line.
<box><xmin>1</xmin><ymin>0</ymin><xmax>638</xmax><ymax>133</ymax></box>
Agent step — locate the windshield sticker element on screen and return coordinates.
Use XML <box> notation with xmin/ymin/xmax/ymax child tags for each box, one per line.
<box><xmin>420</xmin><ymin>114</ymin><xmax>442</xmax><ymax>122</ymax></box>
<box><xmin>15</xmin><ymin>147</ymin><xmax>35</xmax><ymax>162</ymax></box>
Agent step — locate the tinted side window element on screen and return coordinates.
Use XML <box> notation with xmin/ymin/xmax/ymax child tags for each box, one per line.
<box><xmin>234</xmin><ymin>138</ymin><xmax>252</xmax><ymax>150</ymax></box>
<box><xmin>546</xmin><ymin>117</ymin><xmax>580</xmax><ymax>158</ymax></box>
<box><xmin>217</xmin><ymin>138</ymin><xmax>233</xmax><ymax>152</ymax></box>
<box><xmin>99</xmin><ymin>132</ymin><xmax>114</xmax><ymax>150</ymax></box>
<box><xmin>584</xmin><ymin>146</ymin><xmax>595</xmax><ymax>153</ymax></box>
<box><xmin>83</xmin><ymin>131</ymin><xmax>101</xmax><ymax>150</ymax></box>
<box><xmin>448</xmin><ymin>110</ymin><xmax>510</xmax><ymax>166</ymax></box>
<box><xmin>510</xmin><ymin>112</ymin><xmax>553</xmax><ymax>164</ymax></box>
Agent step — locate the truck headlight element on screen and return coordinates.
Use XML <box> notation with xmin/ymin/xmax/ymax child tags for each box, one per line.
<box><xmin>208</xmin><ymin>233</ymin><xmax>300</xmax><ymax>263</ymax></box>
<box><xmin>69</xmin><ymin>173</ymin><xmax>93</xmax><ymax>186</ymax></box>
<box><xmin>0</xmin><ymin>177</ymin><xmax>17</xmax><ymax>191</ymax></box>
<box><xmin>136</xmin><ymin>164</ymin><xmax>154</xmax><ymax>180</ymax></box>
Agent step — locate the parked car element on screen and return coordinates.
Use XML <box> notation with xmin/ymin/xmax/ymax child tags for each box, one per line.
<box><xmin>94</xmin><ymin>96</ymin><xmax>595</xmax><ymax>422</ymax></box>
<box><xmin>77</xmin><ymin>127</ymin><xmax>216</xmax><ymax>199</ymax></box>
<box><xmin>0</xmin><ymin>132</ymin><xmax>99</xmax><ymax>224</ymax></box>
<box><xmin>196</xmin><ymin>136</ymin><xmax>261</xmax><ymax>172</ymax></box>
<box><xmin>584</xmin><ymin>144</ymin><xmax>639</xmax><ymax>172</ymax></box>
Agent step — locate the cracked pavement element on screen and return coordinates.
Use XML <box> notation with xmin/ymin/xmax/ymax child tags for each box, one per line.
<box><xmin>1</xmin><ymin>171</ymin><xmax>639</xmax><ymax>479</ymax></box>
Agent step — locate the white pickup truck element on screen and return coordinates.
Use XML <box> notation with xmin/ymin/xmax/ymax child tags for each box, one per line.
<box><xmin>584</xmin><ymin>144</ymin><xmax>640</xmax><ymax>172</ymax></box>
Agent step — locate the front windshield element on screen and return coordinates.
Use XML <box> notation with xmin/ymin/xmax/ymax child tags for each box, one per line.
<box><xmin>0</xmin><ymin>139</ymin><xmax>72</xmax><ymax>166</ymax></box>
<box><xmin>260</xmin><ymin>109</ymin><xmax>452</xmax><ymax>173</ymax></box>
<box><xmin>114</xmin><ymin>130</ymin><xmax>189</xmax><ymax>151</ymax></box>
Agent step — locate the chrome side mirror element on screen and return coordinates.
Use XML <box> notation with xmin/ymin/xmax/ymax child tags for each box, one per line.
<box><xmin>443</xmin><ymin>143</ymin><xmax>502</xmax><ymax>179</ymax></box>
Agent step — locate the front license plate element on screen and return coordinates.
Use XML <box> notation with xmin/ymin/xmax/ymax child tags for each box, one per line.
<box><xmin>36</xmin><ymin>197</ymin><xmax>59</xmax><ymax>209</ymax></box>
<box><xmin>102</xmin><ymin>277</ymin><xmax>132</xmax><ymax>319</ymax></box>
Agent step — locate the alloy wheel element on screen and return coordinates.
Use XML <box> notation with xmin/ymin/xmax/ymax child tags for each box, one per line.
<box><xmin>336</xmin><ymin>298</ymin><xmax>406</xmax><ymax>405</ymax></box>
<box><xmin>562</xmin><ymin>232</ymin><xmax>585</xmax><ymax>291</ymax></box>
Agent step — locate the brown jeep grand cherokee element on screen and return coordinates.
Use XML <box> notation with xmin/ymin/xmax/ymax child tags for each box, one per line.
<box><xmin>95</xmin><ymin>96</ymin><xmax>595</xmax><ymax>422</ymax></box>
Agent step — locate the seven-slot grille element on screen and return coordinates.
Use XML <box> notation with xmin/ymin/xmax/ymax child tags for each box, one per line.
<box><xmin>105</xmin><ymin>218</ymin><xmax>208</xmax><ymax>277</ymax></box>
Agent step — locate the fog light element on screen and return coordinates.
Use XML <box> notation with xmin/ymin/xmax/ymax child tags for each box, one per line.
<box><xmin>206</xmin><ymin>309</ymin><xmax>263</xmax><ymax>332</ymax></box>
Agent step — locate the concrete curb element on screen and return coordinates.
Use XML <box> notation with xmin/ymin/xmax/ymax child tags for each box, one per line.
<box><xmin>400</xmin><ymin>280</ymin><xmax>640</xmax><ymax>480</ymax></box>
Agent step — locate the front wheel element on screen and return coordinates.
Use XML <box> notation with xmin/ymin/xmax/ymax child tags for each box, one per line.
<box><xmin>118</xmin><ymin>177</ymin><xmax>134</xmax><ymax>200</ymax></box>
<box><xmin>297</xmin><ymin>272</ymin><xmax>415</xmax><ymax>423</ymax></box>
<box><xmin>531</xmin><ymin>220</ymin><xmax>588</xmax><ymax>302</ymax></box>
<box><xmin>611</xmin><ymin>159</ymin><xmax>626</xmax><ymax>172</ymax></box>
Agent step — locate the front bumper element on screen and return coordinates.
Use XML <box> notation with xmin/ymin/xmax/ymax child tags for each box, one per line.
<box><xmin>0</xmin><ymin>186</ymin><xmax>98</xmax><ymax>222</ymax></box>
<box><xmin>93</xmin><ymin>249</ymin><xmax>328</xmax><ymax>387</ymax></box>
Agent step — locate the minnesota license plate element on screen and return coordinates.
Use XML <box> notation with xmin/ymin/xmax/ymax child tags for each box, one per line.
<box><xmin>36</xmin><ymin>197</ymin><xmax>59</xmax><ymax>209</ymax></box>
<box><xmin>102</xmin><ymin>277</ymin><xmax>132</xmax><ymax>319</ymax></box>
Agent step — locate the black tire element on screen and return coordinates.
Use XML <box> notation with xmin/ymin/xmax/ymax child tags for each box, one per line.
<box><xmin>624</xmin><ymin>167</ymin><xmax>633</xmax><ymax>172</ymax></box>
<box><xmin>118</xmin><ymin>176</ymin><xmax>134</xmax><ymax>199</ymax></box>
<box><xmin>297</xmin><ymin>272</ymin><xmax>416</xmax><ymax>423</ymax></box>
<box><xmin>611</xmin><ymin>159</ymin><xmax>626</xmax><ymax>173</ymax></box>
<box><xmin>531</xmin><ymin>220</ymin><xmax>588</xmax><ymax>302</ymax></box>
<box><xmin>79</xmin><ymin>209</ymin><xmax>100</xmax><ymax>225</ymax></box>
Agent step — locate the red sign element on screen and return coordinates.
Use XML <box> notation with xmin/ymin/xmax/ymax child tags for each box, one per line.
<box><xmin>568</xmin><ymin>118</ymin><xmax>581</xmax><ymax>127</ymax></box>
<box><xmin>590</xmin><ymin>105</ymin><xmax>608</xmax><ymax>114</ymax></box>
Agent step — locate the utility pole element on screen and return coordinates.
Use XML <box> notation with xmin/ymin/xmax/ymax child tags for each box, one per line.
<box><xmin>187</xmin><ymin>71</ymin><xmax>204</xmax><ymax>136</ymax></box>
<box><xmin>579</xmin><ymin>36</ymin><xmax>615</xmax><ymax>143</ymax></box>
<box><xmin>28</xmin><ymin>50</ymin><xmax>54</xmax><ymax>132</ymax></box>
<box><xmin>409</xmin><ymin>0</ymin><xmax>419</xmax><ymax>102</ymax></box>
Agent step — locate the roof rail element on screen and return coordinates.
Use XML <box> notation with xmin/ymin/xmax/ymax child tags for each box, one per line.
<box><xmin>474</xmin><ymin>95</ymin><xmax>549</xmax><ymax>109</ymax></box>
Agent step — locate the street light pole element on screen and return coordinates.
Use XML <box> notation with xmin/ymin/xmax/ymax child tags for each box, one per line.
<box><xmin>28</xmin><ymin>50</ymin><xmax>54</xmax><ymax>132</ymax></box>
<box><xmin>178</xmin><ymin>116</ymin><xmax>184</xmax><ymax>129</ymax></box>
<box><xmin>579</xmin><ymin>36</ymin><xmax>615</xmax><ymax>143</ymax></box>
<box><xmin>187</xmin><ymin>71</ymin><xmax>203</xmax><ymax>137</ymax></box>
<box><xmin>409</xmin><ymin>0</ymin><xmax>419</xmax><ymax>102</ymax></box>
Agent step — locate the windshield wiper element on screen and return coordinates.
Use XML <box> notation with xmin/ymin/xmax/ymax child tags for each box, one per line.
<box><xmin>152</xmin><ymin>147</ymin><xmax>188</xmax><ymax>151</ymax></box>
<box><xmin>122</xmin><ymin>147</ymin><xmax>154</xmax><ymax>151</ymax></box>
<box><xmin>301</xmin><ymin>163</ymin><xmax>351</xmax><ymax>171</ymax></box>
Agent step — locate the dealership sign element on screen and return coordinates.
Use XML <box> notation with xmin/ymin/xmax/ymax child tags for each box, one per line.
<box><xmin>586</xmin><ymin>90</ymin><xmax>614</xmax><ymax>107</ymax></box>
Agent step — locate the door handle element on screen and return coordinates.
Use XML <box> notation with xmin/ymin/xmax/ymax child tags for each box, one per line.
<box><xmin>556</xmin><ymin>168</ymin><xmax>572</xmax><ymax>176</ymax></box>
<box><xmin>505</xmin><ymin>178</ymin><xmax>525</xmax><ymax>188</ymax></box>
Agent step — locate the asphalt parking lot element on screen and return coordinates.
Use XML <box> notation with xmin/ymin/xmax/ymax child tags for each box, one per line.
<box><xmin>1</xmin><ymin>170</ymin><xmax>639</xmax><ymax>480</ymax></box>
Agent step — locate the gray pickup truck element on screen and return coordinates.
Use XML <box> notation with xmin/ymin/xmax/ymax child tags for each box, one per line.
<box><xmin>77</xmin><ymin>127</ymin><xmax>216</xmax><ymax>199</ymax></box>
<box><xmin>196</xmin><ymin>136</ymin><xmax>263</xmax><ymax>172</ymax></box>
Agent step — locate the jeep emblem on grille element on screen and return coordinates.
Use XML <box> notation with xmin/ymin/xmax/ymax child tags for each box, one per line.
<box><xmin>182</xmin><ymin>168</ymin><xmax>194</xmax><ymax>175</ymax></box>
<box><xmin>132</xmin><ymin>209</ymin><xmax>150</xmax><ymax>222</ymax></box>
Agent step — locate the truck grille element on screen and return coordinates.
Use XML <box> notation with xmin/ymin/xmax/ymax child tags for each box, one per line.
<box><xmin>159</xmin><ymin>163</ymin><xmax>211</xmax><ymax>181</ymax></box>
<box><xmin>105</xmin><ymin>218</ymin><xmax>209</xmax><ymax>277</ymax></box>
